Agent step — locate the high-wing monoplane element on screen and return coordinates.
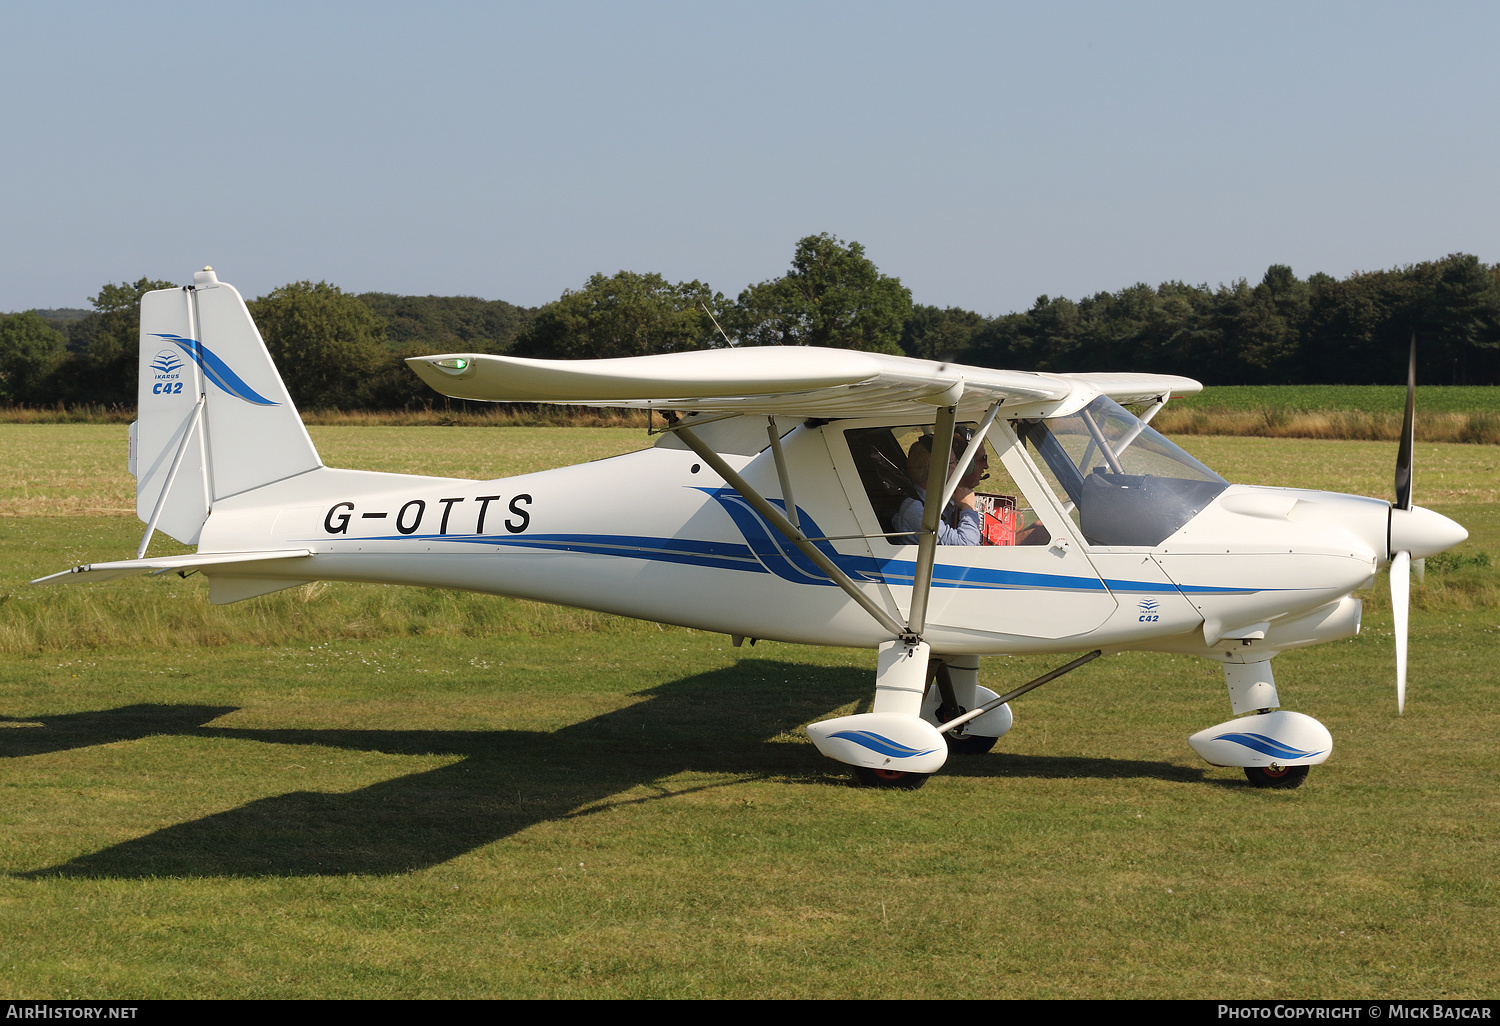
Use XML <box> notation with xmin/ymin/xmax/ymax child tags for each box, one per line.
<box><xmin>34</xmin><ymin>268</ymin><xmax>1468</xmax><ymax>789</ymax></box>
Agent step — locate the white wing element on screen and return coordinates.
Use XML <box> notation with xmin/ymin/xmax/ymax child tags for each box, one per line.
<box><xmin>407</xmin><ymin>347</ymin><xmax>1200</xmax><ymax>419</ymax></box>
<box><xmin>1066</xmin><ymin>372</ymin><xmax>1203</xmax><ymax>406</ymax></box>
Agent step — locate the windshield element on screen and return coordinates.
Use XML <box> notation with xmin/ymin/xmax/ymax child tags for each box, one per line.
<box><xmin>1017</xmin><ymin>396</ymin><xmax>1227</xmax><ymax>546</ymax></box>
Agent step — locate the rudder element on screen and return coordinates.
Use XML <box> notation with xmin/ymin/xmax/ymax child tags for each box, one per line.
<box><xmin>134</xmin><ymin>267</ymin><xmax>321</xmax><ymax>546</ymax></box>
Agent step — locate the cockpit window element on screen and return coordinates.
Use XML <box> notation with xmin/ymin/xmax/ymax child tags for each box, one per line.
<box><xmin>1018</xmin><ymin>396</ymin><xmax>1227</xmax><ymax>546</ymax></box>
<box><xmin>844</xmin><ymin>425</ymin><xmax>1049</xmax><ymax>546</ymax></box>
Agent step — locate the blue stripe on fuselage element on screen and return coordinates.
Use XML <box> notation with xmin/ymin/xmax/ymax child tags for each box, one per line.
<box><xmin>300</xmin><ymin>486</ymin><xmax>1269</xmax><ymax>596</ymax></box>
<box><xmin>331</xmin><ymin>530</ymin><xmax>1264</xmax><ymax>596</ymax></box>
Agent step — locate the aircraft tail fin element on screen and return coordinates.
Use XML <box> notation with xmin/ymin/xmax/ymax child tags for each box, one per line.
<box><xmin>133</xmin><ymin>267</ymin><xmax>321</xmax><ymax>547</ymax></box>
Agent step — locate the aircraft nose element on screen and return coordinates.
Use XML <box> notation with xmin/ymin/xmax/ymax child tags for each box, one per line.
<box><xmin>1389</xmin><ymin>505</ymin><xmax>1468</xmax><ymax>560</ymax></box>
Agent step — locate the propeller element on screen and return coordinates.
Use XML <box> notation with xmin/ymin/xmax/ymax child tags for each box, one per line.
<box><xmin>1392</xmin><ymin>333</ymin><xmax>1416</xmax><ymax>714</ymax></box>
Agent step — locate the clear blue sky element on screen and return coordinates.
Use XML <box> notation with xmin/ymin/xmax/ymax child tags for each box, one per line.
<box><xmin>3</xmin><ymin>1</ymin><xmax>1496</xmax><ymax>316</ymax></box>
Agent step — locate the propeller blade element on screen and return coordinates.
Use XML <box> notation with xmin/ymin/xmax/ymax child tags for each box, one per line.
<box><xmin>1394</xmin><ymin>333</ymin><xmax>1416</xmax><ymax>511</ymax></box>
<box><xmin>1391</xmin><ymin>549</ymin><xmax>1410</xmax><ymax>714</ymax></box>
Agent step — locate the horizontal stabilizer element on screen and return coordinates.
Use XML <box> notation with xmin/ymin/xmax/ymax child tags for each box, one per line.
<box><xmin>31</xmin><ymin>549</ymin><xmax>314</xmax><ymax>586</ymax></box>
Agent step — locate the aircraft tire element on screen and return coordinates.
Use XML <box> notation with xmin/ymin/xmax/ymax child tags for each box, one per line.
<box><xmin>945</xmin><ymin>732</ymin><xmax>998</xmax><ymax>755</ymax></box>
<box><xmin>1244</xmin><ymin>764</ymin><xmax>1309</xmax><ymax>789</ymax></box>
<box><xmin>854</xmin><ymin>767</ymin><xmax>930</xmax><ymax>790</ymax></box>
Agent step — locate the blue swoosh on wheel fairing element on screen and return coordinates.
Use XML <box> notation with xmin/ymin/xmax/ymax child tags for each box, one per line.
<box><xmin>1210</xmin><ymin>732</ymin><xmax>1324</xmax><ymax>760</ymax></box>
<box><xmin>827</xmin><ymin>730</ymin><xmax>938</xmax><ymax>758</ymax></box>
<box><xmin>151</xmin><ymin>333</ymin><xmax>279</xmax><ymax>406</ymax></box>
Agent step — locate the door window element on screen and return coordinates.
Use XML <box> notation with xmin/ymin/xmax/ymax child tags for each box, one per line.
<box><xmin>844</xmin><ymin>424</ymin><xmax>1050</xmax><ymax>547</ymax></box>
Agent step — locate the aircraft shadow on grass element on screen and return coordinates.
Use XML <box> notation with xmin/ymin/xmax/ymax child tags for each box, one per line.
<box><xmin>11</xmin><ymin>660</ymin><xmax>1200</xmax><ymax>878</ymax></box>
<box><xmin>0</xmin><ymin>704</ymin><xmax>239</xmax><ymax>758</ymax></box>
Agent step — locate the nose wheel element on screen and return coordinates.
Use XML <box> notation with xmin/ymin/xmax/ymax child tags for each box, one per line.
<box><xmin>1244</xmin><ymin>764</ymin><xmax>1309</xmax><ymax>789</ymax></box>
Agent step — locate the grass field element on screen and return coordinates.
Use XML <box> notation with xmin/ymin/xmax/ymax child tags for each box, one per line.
<box><xmin>1175</xmin><ymin>385</ymin><xmax>1500</xmax><ymax>414</ymax></box>
<box><xmin>1</xmin><ymin>424</ymin><xmax>1497</xmax><ymax>998</ymax></box>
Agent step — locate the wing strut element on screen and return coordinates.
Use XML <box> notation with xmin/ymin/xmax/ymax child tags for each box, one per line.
<box><xmin>907</xmin><ymin>396</ymin><xmax>999</xmax><ymax>639</ymax></box>
<box><xmin>675</xmin><ymin>425</ymin><xmax>909</xmax><ymax>639</ymax></box>
<box><xmin>1136</xmin><ymin>393</ymin><xmax>1169</xmax><ymax>426</ymax></box>
<box><xmin>907</xmin><ymin>402</ymin><xmax>959</xmax><ymax>637</ymax></box>
<box><xmin>936</xmin><ymin>400</ymin><xmax>1002</xmax><ymax>522</ymax></box>
<box><xmin>680</xmin><ymin>399</ymin><xmax>997</xmax><ymax>647</ymax></box>
<box><xmin>137</xmin><ymin>392</ymin><xmax>207</xmax><ymax>558</ymax></box>
<box><xmin>766</xmin><ymin>417</ymin><xmax>799</xmax><ymax>531</ymax></box>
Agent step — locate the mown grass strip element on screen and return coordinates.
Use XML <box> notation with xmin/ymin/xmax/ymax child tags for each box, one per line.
<box><xmin>0</xmin><ymin>611</ymin><xmax>1496</xmax><ymax>998</ymax></box>
<box><xmin>1</xmin><ymin>430</ymin><xmax>1497</xmax><ymax>997</ymax></box>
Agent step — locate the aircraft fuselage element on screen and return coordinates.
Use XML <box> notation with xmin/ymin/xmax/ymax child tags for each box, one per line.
<box><xmin>196</xmin><ymin>414</ymin><xmax>1425</xmax><ymax>663</ymax></box>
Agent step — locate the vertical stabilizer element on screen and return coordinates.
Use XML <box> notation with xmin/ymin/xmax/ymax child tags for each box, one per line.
<box><xmin>134</xmin><ymin>267</ymin><xmax>321</xmax><ymax>547</ymax></box>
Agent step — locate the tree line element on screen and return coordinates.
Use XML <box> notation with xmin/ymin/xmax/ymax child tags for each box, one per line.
<box><xmin>0</xmin><ymin>281</ymin><xmax>536</xmax><ymax>410</ymax></box>
<box><xmin>3</xmin><ymin>236</ymin><xmax>1498</xmax><ymax>412</ymax></box>
<box><xmin>934</xmin><ymin>255</ymin><xmax>1500</xmax><ymax>387</ymax></box>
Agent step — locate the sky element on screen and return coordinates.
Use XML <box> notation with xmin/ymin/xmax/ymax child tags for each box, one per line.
<box><xmin>3</xmin><ymin>1</ymin><xmax>1497</xmax><ymax>316</ymax></box>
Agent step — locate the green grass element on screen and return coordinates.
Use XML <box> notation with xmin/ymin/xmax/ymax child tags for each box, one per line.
<box><xmin>1</xmin><ymin>426</ymin><xmax>1497</xmax><ymax>998</ymax></box>
<box><xmin>1176</xmin><ymin>385</ymin><xmax>1500</xmax><ymax>414</ymax></box>
<box><xmin>2</xmin><ymin>622</ymin><xmax>1496</xmax><ymax>998</ymax></box>
<box><xmin>0</xmin><ymin>423</ymin><xmax>650</xmax><ymax>517</ymax></box>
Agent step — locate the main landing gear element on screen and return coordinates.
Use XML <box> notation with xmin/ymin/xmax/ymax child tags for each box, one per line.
<box><xmin>922</xmin><ymin>657</ymin><xmax>1004</xmax><ymax>756</ymax></box>
<box><xmin>806</xmin><ymin>646</ymin><xmax>1102</xmax><ymax>788</ymax></box>
<box><xmin>944</xmin><ymin>733</ymin><xmax>999</xmax><ymax>756</ymax></box>
<box><xmin>854</xmin><ymin>766</ymin><xmax>931</xmax><ymax>790</ymax></box>
<box><xmin>1244</xmin><ymin>764</ymin><xmax>1310</xmax><ymax>790</ymax></box>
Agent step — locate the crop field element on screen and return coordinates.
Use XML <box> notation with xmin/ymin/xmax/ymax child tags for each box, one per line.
<box><xmin>1152</xmin><ymin>387</ymin><xmax>1500</xmax><ymax>444</ymax></box>
<box><xmin>1</xmin><ymin>425</ymin><xmax>1497</xmax><ymax>998</ymax></box>
<box><xmin>8</xmin><ymin>383</ymin><xmax>1500</xmax><ymax>445</ymax></box>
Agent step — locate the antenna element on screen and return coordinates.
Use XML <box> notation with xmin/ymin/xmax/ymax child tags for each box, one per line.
<box><xmin>701</xmin><ymin>302</ymin><xmax>736</xmax><ymax>347</ymax></box>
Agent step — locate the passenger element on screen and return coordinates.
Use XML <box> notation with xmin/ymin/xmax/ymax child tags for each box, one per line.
<box><xmin>893</xmin><ymin>434</ymin><xmax>982</xmax><ymax>545</ymax></box>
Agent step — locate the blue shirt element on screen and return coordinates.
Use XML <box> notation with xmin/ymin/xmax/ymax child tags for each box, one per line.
<box><xmin>893</xmin><ymin>487</ymin><xmax>982</xmax><ymax>546</ymax></box>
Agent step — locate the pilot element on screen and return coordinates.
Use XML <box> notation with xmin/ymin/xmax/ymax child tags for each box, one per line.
<box><xmin>893</xmin><ymin>433</ymin><xmax>983</xmax><ymax>545</ymax></box>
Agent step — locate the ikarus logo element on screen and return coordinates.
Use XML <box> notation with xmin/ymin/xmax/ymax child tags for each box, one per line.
<box><xmin>1138</xmin><ymin>598</ymin><xmax>1161</xmax><ymax>623</ymax></box>
<box><xmin>150</xmin><ymin>351</ymin><xmax>183</xmax><ymax>376</ymax></box>
<box><xmin>150</xmin><ymin>349</ymin><xmax>186</xmax><ymax>395</ymax></box>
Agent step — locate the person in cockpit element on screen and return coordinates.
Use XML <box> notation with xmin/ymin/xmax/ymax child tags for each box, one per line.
<box><xmin>893</xmin><ymin>433</ymin><xmax>983</xmax><ymax>545</ymax></box>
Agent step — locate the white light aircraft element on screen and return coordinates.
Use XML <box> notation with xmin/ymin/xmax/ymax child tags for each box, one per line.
<box><xmin>34</xmin><ymin>267</ymin><xmax>1469</xmax><ymax>789</ymax></box>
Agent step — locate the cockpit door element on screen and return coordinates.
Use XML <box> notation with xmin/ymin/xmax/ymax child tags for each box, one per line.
<box><xmin>830</xmin><ymin>418</ymin><xmax>1118</xmax><ymax>642</ymax></box>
